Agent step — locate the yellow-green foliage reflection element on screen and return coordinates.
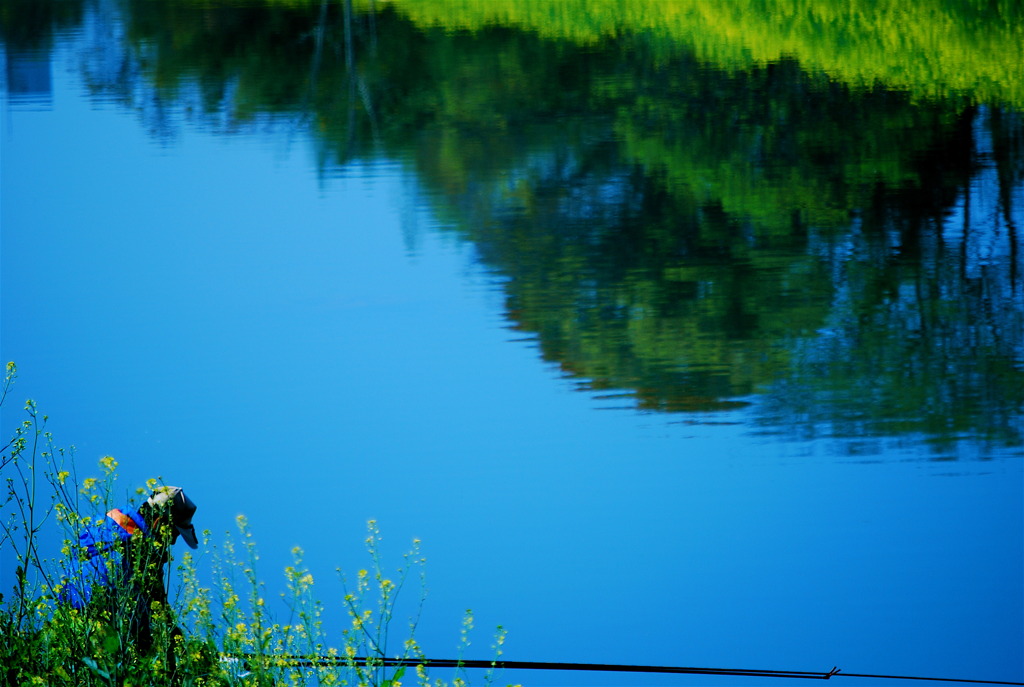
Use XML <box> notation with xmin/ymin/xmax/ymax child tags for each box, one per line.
<box><xmin>295</xmin><ymin>0</ymin><xmax>1022</xmax><ymax>107</ymax></box>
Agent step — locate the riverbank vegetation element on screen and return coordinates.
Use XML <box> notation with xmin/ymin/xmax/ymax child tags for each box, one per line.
<box><xmin>0</xmin><ymin>364</ymin><xmax>510</xmax><ymax>686</ymax></box>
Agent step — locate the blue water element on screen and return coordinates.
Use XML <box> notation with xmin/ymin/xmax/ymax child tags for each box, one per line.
<box><xmin>2</xmin><ymin>17</ymin><xmax>1022</xmax><ymax>687</ymax></box>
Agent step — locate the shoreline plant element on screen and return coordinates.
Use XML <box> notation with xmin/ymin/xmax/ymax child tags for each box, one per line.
<box><xmin>0</xmin><ymin>362</ymin><xmax>517</xmax><ymax>687</ymax></box>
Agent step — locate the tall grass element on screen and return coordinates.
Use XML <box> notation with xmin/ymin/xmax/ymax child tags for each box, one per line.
<box><xmin>0</xmin><ymin>363</ymin><xmax>516</xmax><ymax>687</ymax></box>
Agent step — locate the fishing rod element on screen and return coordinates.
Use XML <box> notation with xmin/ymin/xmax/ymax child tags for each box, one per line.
<box><xmin>227</xmin><ymin>655</ymin><xmax>1024</xmax><ymax>685</ymax></box>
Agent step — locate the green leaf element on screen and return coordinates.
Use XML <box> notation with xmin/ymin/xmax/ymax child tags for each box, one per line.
<box><xmin>102</xmin><ymin>632</ymin><xmax>120</xmax><ymax>654</ymax></box>
<box><xmin>82</xmin><ymin>656</ymin><xmax>112</xmax><ymax>680</ymax></box>
<box><xmin>382</xmin><ymin>666</ymin><xmax>407</xmax><ymax>687</ymax></box>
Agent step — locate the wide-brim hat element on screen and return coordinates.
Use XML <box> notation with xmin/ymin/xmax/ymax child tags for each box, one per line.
<box><xmin>147</xmin><ymin>486</ymin><xmax>199</xmax><ymax>549</ymax></box>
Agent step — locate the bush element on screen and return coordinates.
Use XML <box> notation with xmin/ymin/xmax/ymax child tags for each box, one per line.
<box><xmin>0</xmin><ymin>363</ymin><xmax>514</xmax><ymax>687</ymax></box>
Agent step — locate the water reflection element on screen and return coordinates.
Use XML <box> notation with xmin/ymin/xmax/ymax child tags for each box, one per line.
<box><xmin>4</xmin><ymin>0</ymin><xmax>1021</xmax><ymax>457</ymax></box>
<box><xmin>4</xmin><ymin>48</ymin><xmax>51</xmax><ymax>107</ymax></box>
<box><xmin>1</xmin><ymin>0</ymin><xmax>82</xmax><ymax>110</ymax></box>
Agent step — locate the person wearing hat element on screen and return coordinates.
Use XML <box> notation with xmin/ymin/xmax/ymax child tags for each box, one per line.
<box><xmin>61</xmin><ymin>485</ymin><xmax>198</xmax><ymax>675</ymax></box>
<box><xmin>141</xmin><ymin>484</ymin><xmax>200</xmax><ymax>551</ymax></box>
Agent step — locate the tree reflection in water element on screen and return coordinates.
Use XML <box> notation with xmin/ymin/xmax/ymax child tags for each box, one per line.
<box><xmin>5</xmin><ymin>0</ymin><xmax>1021</xmax><ymax>456</ymax></box>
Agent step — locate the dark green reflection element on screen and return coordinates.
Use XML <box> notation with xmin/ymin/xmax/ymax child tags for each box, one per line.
<box><xmin>1</xmin><ymin>0</ymin><xmax>84</xmax><ymax>51</ymax></box>
<box><xmin>44</xmin><ymin>1</ymin><xmax>1024</xmax><ymax>452</ymax></box>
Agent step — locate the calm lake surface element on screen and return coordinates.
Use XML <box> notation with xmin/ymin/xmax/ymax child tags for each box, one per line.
<box><xmin>2</xmin><ymin>1</ymin><xmax>1022</xmax><ymax>685</ymax></box>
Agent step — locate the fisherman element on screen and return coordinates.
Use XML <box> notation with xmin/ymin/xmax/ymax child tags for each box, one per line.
<box><xmin>61</xmin><ymin>485</ymin><xmax>198</xmax><ymax>670</ymax></box>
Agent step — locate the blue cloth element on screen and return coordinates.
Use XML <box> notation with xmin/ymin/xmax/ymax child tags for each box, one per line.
<box><xmin>60</xmin><ymin>507</ymin><xmax>149</xmax><ymax>609</ymax></box>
